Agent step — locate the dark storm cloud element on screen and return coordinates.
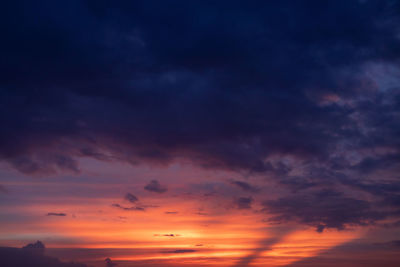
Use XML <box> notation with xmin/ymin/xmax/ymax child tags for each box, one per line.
<box><xmin>144</xmin><ymin>180</ymin><xmax>167</xmax><ymax>194</ymax></box>
<box><xmin>0</xmin><ymin>242</ymin><xmax>88</xmax><ymax>267</ymax></box>
<box><xmin>47</xmin><ymin>212</ymin><xmax>67</xmax><ymax>217</ymax></box>
<box><xmin>124</xmin><ymin>193</ymin><xmax>138</xmax><ymax>203</ymax></box>
<box><xmin>1</xmin><ymin>0</ymin><xmax>399</xmax><ymax>174</ymax></box>
<box><xmin>1</xmin><ymin>0</ymin><xmax>400</xmax><ymax>230</ymax></box>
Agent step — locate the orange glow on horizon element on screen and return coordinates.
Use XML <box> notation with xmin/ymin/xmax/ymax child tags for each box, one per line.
<box><xmin>0</xmin><ymin>162</ymin><xmax>393</xmax><ymax>267</ymax></box>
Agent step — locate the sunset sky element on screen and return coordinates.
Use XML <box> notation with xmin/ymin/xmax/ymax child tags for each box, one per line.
<box><xmin>1</xmin><ymin>1</ymin><xmax>400</xmax><ymax>267</ymax></box>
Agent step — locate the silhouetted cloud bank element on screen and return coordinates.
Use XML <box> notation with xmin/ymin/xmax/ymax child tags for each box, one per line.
<box><xmin>1</xmin><ymin>241</ymin><xmax>88</xmax><ymax>267</ymax></box>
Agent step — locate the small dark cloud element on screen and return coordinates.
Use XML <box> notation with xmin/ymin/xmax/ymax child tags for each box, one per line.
<box><xmin>144</xmin><ymin>180</ymin><xmax>167</xmax><ymax>193</ymax></box>
<box><xmin>154</xmin><ymin>234</ymin><xmax>180</xmax><ymax>237</ymax></box>
<box><xmin>22</xmin><ymin>241</ymin><xmax>45</xmax><ymax>251</ymax></box>
<box><xmin>230</xmin><ymin>180</ymin><xmax>259</xmax><ymax>192</ymax></box>
<box><xmin>164</xmin><ymin>211</ymin><xmax>178</xmax><ymax>214</ymax></box>
<box><xmin>105</xmin><ymin>258</ymin><xmax>117</xmax><ymax>267</ymax></box>
<box><xmin>46</xmin><ymin>213</ymin><xmax>67</xmax><ymax>217</ymax></box>
<box><xmin>234</xmin><ymin>197</ymin><xmax>254</xmax><ymax>210</ymax></box>
<box><xmin>195</xmin><ymin>244</ymin><xmax>204</xmax><ymax>247</ymax></box>
<box><xmin>124</xmin><ymin>193</ymin><xmax>138</xmax><ymax>203</ymax></box>
<box><xmin>161</xmin><ymin>249</ymin><xmax>196</xmax><ymax>254</ymax></box>
<box><xmin>316</xmin><ymin>224</ymin><xmax>325</xmax><ymax>233</ymax></box>
<box><xmin>111</xmin><ymin>203</ymin><xmax>145</xmax><ymax>211</ymax></box>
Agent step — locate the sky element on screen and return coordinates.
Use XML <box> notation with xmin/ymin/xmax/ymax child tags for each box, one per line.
<box><xmin>1</xmin><ymin>0</ymin><xmax>400</xmax><ymax>266</ymax></box>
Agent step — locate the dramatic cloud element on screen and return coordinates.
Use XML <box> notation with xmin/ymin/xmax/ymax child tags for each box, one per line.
<box><xmin>1</xmin><ymin>0</ymin><xmax>400</xmax><ymax>231</ymax></box>
<box><xmin>1</xmin><ymin>0</ymin><xmax>399</xmax><ymax>175</ymax></box>
<box><xmin>124</xmin><ymin>193</ymin><xmax>138</xmax><ymax>203</ymax></box>
<box><xmin>144</xmin><ymin>180</ymin><xmax>167</xmax><ymax>194</ymax></box>
<box><xmin>47</xmin><ymin>213</ymin><xmax>67</xmax><ymax>217</ymax></box>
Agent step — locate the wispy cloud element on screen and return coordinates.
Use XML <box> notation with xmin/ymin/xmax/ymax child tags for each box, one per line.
<box><xmin>161</xmin><ymin>249</ymin><xmax>196</xmax><ymax>254</ymax></box>
<box><xmin>47</xmin><ymin>212</ymin><xmax>67</xmax><ymax>217</ymax></box>
<box><xmin>111</xmin><ymin>204</ymin><xmax>145</xmax><ymax>211</ymax></box>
